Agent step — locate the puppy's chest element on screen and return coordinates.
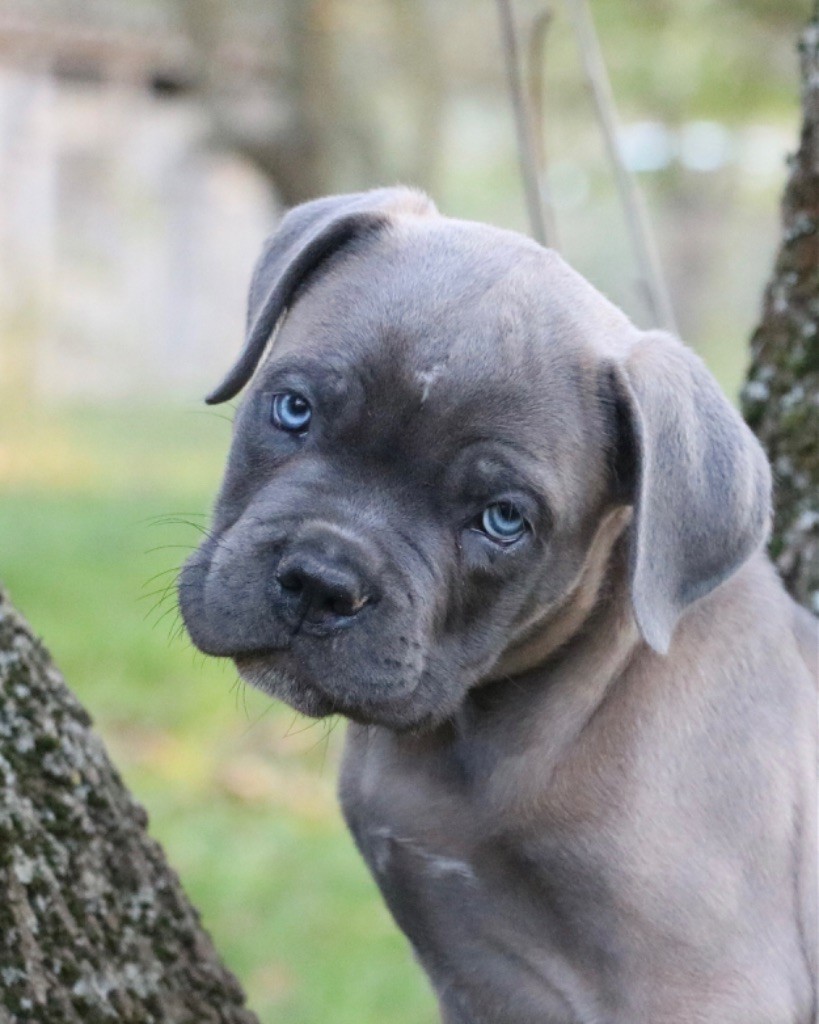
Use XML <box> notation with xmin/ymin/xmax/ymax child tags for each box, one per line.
<box><xmin>339</xmin><ymin>724</ymin><xmax>611</xmax><ymax>1022</ymax></box>
<box><xmin>340</xmin><ymin>725</ymin><xmax>485</xmax><ymax>896</ymax></box>
<box><xmin>339</xmin><ymin>722</ymin><xmax>602</xmax><ymax>878</ymax></box>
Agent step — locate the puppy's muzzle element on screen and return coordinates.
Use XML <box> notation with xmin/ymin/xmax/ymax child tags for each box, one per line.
<box><xmin>273</xmin><ymin>525</ymin><xmax>380</xmax><ymax>635</ymax></box>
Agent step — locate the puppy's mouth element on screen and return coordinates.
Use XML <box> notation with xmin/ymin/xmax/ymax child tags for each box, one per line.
<box><xmin>179</xmin><ymin>545</ymin><xmax>449</xmax><ymax>731</ymax></box>
<box><xmin>232</xmin><ymin>644</ymin><xmax>441</xmax><ymax>731</ymax></box>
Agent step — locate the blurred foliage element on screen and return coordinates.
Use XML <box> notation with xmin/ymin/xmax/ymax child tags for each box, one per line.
<box><xmin>583</xmin><ymin>0</ymin><xmax>807</xmax><ymax>118</ymax></box>
<box><xmin>159</xmin><ymin>0</ymin><xmax>809</xmax><ymax>201</ymax></box>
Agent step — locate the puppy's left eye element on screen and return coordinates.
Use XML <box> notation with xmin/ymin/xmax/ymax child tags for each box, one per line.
<box><xmin>272</xmin><ymin>391</ymin><xmax>312</xmax><ymax>433</ymax></box>
<box><xmin>478</xmin><ymin>501</ymin><xmax>528</xmax><ymax>544</ymax></box>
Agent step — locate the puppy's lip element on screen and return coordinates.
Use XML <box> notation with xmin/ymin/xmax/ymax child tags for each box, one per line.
<box><xmin>291</xmin><ymin>615</ymin><xmax>360</xmax><ymax>638</ymax></box>
<box><xmin>233</xmin><ymin>647</ymin><xmax>423</xmax><ymax>722</ymax></box>
<box><xmin>234</xmin><ymin>652</ymin><xmax>338</xmax><ymax>719</ymax></box>
<box><xmin>233</xmin><ymin>645</ymin><xmax>290</xmax><ymax>665</ymax></box>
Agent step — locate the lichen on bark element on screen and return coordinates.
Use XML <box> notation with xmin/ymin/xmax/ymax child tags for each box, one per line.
<box><xmin>741</xmin><ymin>15</ymin><xmax>819</xmax><ymax>614</ymax></box>
<box><xmin>0</xmin><ymin>589</ymin><xmax>259</xmax><ymax>1024</ymax></box>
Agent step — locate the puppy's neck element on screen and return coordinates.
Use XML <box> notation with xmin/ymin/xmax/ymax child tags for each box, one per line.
<box><xmin>489</xmin><ymin>504</ymin><xmax>636</xmax><ymax>681</ymax></box>
<box><xmin>457</xmin><ymin>508</ymin><xmax>641</xmax><ymax>821</ymax></box>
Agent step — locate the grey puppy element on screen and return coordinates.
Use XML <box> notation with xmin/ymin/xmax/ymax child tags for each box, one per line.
<box><xmin>179</xmin><ymin>188</ymin><xmax>818</xmax><ymax>1024</ymax></box>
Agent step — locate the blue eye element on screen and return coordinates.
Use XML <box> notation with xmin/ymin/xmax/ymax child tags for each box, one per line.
<box><xmin>272</xmin><ymin>391</ymin><xmax>312</xmax><ymax>433</ymax></box>
<box><xmin>480</xmin><ymin>501</ymin><xmax>527</xmax><ymax>544</ymax></box>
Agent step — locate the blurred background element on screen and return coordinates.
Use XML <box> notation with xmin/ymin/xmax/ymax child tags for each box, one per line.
<box><xmin>0</xmin><ymin>1</ymin><xmax>808</xmax><ymax>1020</ymax></box>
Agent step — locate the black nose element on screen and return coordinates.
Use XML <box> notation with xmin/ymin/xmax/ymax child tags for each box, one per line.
<box><xmin>276</xmin><ymin>546</ymin><xmax>373</xmax><ymax>627</ymax></box>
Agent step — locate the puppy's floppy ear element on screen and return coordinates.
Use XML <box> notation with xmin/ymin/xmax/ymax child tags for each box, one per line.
<box><xmin>610</xmin><ymin>331</ymin><xmax>771</xmax><ymax>654</ymax></box>
<box><xmin>206</xmin><ymin>187</ymin><xmax>437</xmax><ymax>404</ymax></box>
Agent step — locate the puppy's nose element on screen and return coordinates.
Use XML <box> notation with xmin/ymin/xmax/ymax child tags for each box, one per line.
<box><xmin>276</xmin><ymin>548</ymin><xmax>373</xmax><ymax>625</ymax></box>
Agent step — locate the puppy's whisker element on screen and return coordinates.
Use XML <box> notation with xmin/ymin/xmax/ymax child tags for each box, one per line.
<box><xmin>167</xmin><ymin>618</ymin><xmax>187</xmax><ymax>647</ymax></box>
<box><xmin>185</xmin><ymin>408</ymin><xmax>234</xmax><ymax>424</ymax></box>
<box><xmin>318</xmin><ymin>718</ymin><xmax>339</xmax><ymax>776</ymax></box>
<box><xmin>147</xmin><ymin>518</ymin><xmax>213</xmax><ymax>538</ymax></box>
<box><xmin>143</xmin><ymin>578</ymin><xmax>189</xmax><ymax>620</ymax></box>
<box><xmin>281</xmin><ymin>716</ymin><xmax>324</xmax><ymax>740</ymax></box>
<box><xmin>143</xmin><ymin>595</ymin><xmax>175</xmax><ymax>622</ymax></box>
<box><xmin>239</xmin><ymin>698</ymin><xmax>278</xmax><ymax>737</ymax></box>
<box><xmin>227</xmin><ymin>672</ymin><xmax>250</xmax><ymax>719</ymax></box>
<box><xmin>229</xmin><ymin>674</ymin><xmax>243</xmax><ymax>713</ymax></box>
<box><xmin>151</xmin><ymin>602</ymin><xmax>182</xmax><ymax>631</ymax></box>
<box><xmin>138</xmin><ymin>582</ymin><xmax>195</xmax><ymax>603</ymax></box>
<box><xmin>144</xmin><ymin>544</ymin><xmax>200</xmax><ymax>555</ymax></box>
<box><xmin>283</xmin><ymin>711</ymin><xmax>301</xmax><ymax>739</ymax></box>
<box><xmin>141</xmin><ymin>565</ymin><xmax>184</xmax><ymax>588</ymax></box>
<box><xmin>145</xmin><ymin>508</ymin><xmax>208</xmax><ymax>517</ymax></box>
<box><xmin>306</xmin><ymin>716</ymin><xmax>340</xmax><ymax>771</ymax></box>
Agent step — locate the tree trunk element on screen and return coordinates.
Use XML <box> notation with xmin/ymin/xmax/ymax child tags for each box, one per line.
<box><xmin>0</xmin><ymin>588</ymin><xmax>259</xmax><ymax>1024</ymax></box>
<box><xmin>741</xmin><ymin>13</ymin><xmax>819</xmax><ymax>614</ymax></box>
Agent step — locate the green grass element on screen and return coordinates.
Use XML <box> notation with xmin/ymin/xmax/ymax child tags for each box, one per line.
<box><xmin>0</xmin><ymin>402</ymin><xmax>437</xmax><ymax>1024</ymax></box>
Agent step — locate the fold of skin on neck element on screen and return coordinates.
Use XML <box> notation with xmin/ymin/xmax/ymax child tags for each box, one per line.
<box><xmin>461</xmin><ymin>504</ymin><xmax>643</xmax><ymax>824</ymax></box>
<box><xmin>490</xmin><ymin>504</ymin><xmax>636</xmax><ymax>681</ymax></box>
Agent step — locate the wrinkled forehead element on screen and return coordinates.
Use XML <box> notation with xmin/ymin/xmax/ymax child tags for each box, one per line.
<box><xmin>271</xmin><ymin>218</ymin><xmax>628</xmax><ymax>397</ymax></box>
<box><xmin>248</xmin><ymin>218</ymin><xmax>629</xmax><ymax>494</ymax></box>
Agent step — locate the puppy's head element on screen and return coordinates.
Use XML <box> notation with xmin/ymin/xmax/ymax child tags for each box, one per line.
<box><xmin>179</xmin><ymin>188</ymin><xmax>770</xmax><ymax>731</ymax></box>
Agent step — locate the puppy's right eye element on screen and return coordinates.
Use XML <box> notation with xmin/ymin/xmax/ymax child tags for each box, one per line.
<box><xmin>477</xmin><ymin>501</ymin><xmax>528</xmax><ymax>544</ymax></box>
<box><xmin>272</xmin><ymin>391</ymin><xmax>312</xmax><ymax>433</ymax></box>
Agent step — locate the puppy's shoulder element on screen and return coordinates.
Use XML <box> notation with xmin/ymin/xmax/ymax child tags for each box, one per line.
<box><xmin>679</xmin><ymin>550</ymin><xmax>815</xmax><ymax>691</ymax></box>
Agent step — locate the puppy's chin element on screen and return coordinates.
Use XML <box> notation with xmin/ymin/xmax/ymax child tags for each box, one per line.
<box><xmin>234</xmin><ymin>654</ymin><xmax>338</xmax><ymax>719</ymax></box>
<box><xmin>234</xmin><ymin>650</ymin><xmax>453</xmax><ymax>733</ymax></box>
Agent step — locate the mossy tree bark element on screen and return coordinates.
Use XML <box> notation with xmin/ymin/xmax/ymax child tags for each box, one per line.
<box><xmin>0</xmin><ymin>589</ymin><xmax>259</xmax><ymax>1024</ymax></box>
<box><xmin>741</xmin><ymin>13</ymin><xmax>819</xmax><ymax>614</ymax></box>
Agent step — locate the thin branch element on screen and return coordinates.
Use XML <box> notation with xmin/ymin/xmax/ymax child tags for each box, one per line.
<box><xmin>496</xmin><ymin>0</ymin><xmax>550</xmax><ymax>246</ymax></box>
<box><xmin>563</xmin><ymin>0</ymin><xmax>678</xmax><ymax>334</ymax></box>
<box><xmin>526</xmin><ymin>7</ymin><xmax>560</xmax><ymax>250</ymax></box>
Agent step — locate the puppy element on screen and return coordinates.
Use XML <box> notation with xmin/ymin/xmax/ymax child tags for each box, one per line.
<box><xmin>180</xmin><ymin>188</ymin><xmax>817</xmax><ymax>1024</ymax></box>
